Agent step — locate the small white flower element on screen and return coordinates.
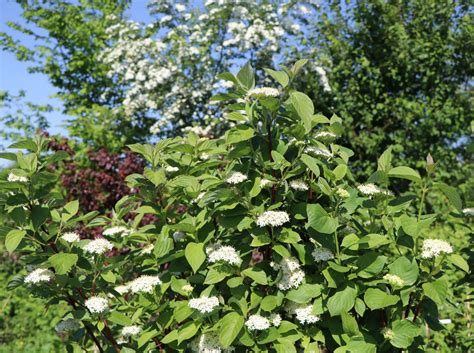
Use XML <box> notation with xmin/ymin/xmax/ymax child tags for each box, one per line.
<box><xmin>141</xmin><ymin>244</ymin><xmax>154</xmax><ymax>254</ymax></box>
<box><xmin>122</xmin><ymin>325</ymin><xmax>141</xmax><ymax>338</ymax></box>
<box><xmin>383</xmin><ymin>274</ymin><xmax>405</xmax><ymax>287</ymax></box>
<box><xmin>462</xmin><ymin>207</ymin><xmax>474</xmax><ymax>216</ymax></box>
<box><xmin>421</xmin><ymin>239</ymin><xmax>453</xmax><ymax>259</ymax></box>
<box><xmin>206</xmin><ymin>244</ymin><xmax>242</xmax><ymax>266</ymax></box>
<box><xmin>103</xmin><ymin>226</ymin><xmax>131</xmax><ymax>237</ymax></box>
<box><xmin>127</xmin><ymin>275</ymin><xmax>161</xmax><ymax>294</ymax></box>
<box><xmin>259</xmin><ymin>178</ymin><xmax>273</xmax><ymax>188</ymax></box>
<box><xmin>274</xmin><ymin>257</ymin><xmax>305</xmax><ymax>290</ymax></box>
<box><xmin>173</xmin><ymin>231</ymin><xmax>186</xmax><ymax>242</ymax></box>
<box><xmin>55</xmin><ymin>319</ymin><xmax>80</xmax><ymax>333</ymax></box>
<box><xmin>335</xmin><ymin>188</ymin><xmax>350</xmax><ymax>198</ymax></box>
<box><xmin>304</xmin><ymin>146</ymin><xmax>332</xmax><ymax>159</ymax></box>
<box><xmin>312</xmin><ymin>247</ymin><xmax>334</xmax><ymax>262</ymax></box>
<box><xmin>24</xmin><ymin>268</ymin><xmax>54</xmax><ymax>285</ymax></box>
<box><xmin>115</xmin><ymin>285</ymin><xmax>130</xmax><ymax>295</ymax></box>
<box><xmin>175</xmin><ymin>3</ymin><xmax>186</xmax><ymax>12</ymax></box>
<box><xmin>245</xmin><ymin>315</ymin><xmax>270</xmax><ymax>331</ymax></box>
<box><xmin>83</xmin><ymin>238</ymin><xmax>113</xmax><ymax>255</ymax></box>
<box><xmin>188</xmin><ymin>296</ymin><xmax>219</xmax><ymax>313</ymax></box>
<box><xmin>314</xmin><ymin>131</ymin><xmax>337</xmax><ymax>141</ymax></box>
<box><xmin>7</xmin><ymin>172</ymin><xmax>28</xmax><ymax>183</ymax></box>
<box><xmin>61</xmin><ymin>232</ymin><xmax>80</xmax><ymax>243</ymax></box>
<box><xmin>439</xmin><ymin>319</ymin><xmax>452</xmax><ymax>325</ymax></box>
<box><xmin>269</xmin><ymin>313</ymin><xmax>282</xmax><ymax>327</ymax></box>
<box><xmin>290</xmin><ymin>179</ymin><xmax>309</xmax><ymax>191</ymax></box>
<box><xmin>256</xmin><ymin>211</ymin><xmax>290</xmax><ymax>227</ymax></box>
<box><xmin>226</xmin><ymin>171</ymin><xmax>247</xmax><ymax>184</ymax></box>
<box><xmin>291</xmin><ymin>304</ymin><xmax>320</xmax><ymax>324</ymax></box>
<box><xmin>200</xmin><ymin>153</ymin><xmax>210</xmax><ymax>160</ymax></box>
<box><xmin>84</xmin><ymin>296</ymin><xmax>108</xmax><ymax>314</ymax></box>
<box><xmin>190</xmin><ymin>332</ymin><xmax>233</xmax><ymax>353</ymax></box>
<box><xmin>246</xmin><ymin>87</ymin><xmax>279</xmax><ymax>98</ymax></box>
<box><xmin>181</xmin><ymin>284</ymin><xmax>194</xmax><ymax>293</ymax></box>
<box><xmin>165</xmin><ymin>165</ymin><xmax>179</xmax><ymax>173</ymax></box>
<box><xmin>357</xmin><ymin>183</ymin><xmax>391</xmax><ymax>196</ymax></box>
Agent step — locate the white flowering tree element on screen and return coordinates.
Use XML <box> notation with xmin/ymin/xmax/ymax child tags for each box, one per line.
<box><xmin>0</xmin><ymin>64</ymin><xmax>469</xmax><ymax>352</ymax></box>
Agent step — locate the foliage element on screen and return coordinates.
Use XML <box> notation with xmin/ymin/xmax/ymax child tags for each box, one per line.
<box><xmin>0</xmin><ymin>65</ymin><xmax>470</xmax><ymax>352</ymax></box>
<box><xmin>303</xmin><ymin>0</ymin><xmax>473</xmax><ymax>184</ymax></box>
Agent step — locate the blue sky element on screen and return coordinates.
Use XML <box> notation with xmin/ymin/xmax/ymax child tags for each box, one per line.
<box><xmin>0</xmin><ymin>0</ymin><xmax>152</xmax><ymax>145</ymax></box>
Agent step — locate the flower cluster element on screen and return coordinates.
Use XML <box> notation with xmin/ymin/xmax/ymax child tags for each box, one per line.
<box><xmin>206</xmin><ymin>244</ymin><xmax>242</xmax><ymax>266</ymax></box>
<box><xmin>312</xmin><ymin>247</ymin><xmax>335</xmax><ymax>262</ymax></box>
<box><xmin>188</xmin><ymin>296</ymin><xmax>220</xmax><ymax>313</ymax></box>
<box><xmin>289</xmin><ymin>179</ymin><xmax>309</xmax><ymax>191</ymax></box>
<box><xmin>83</xmin><ymin>238</ymin><xmax>113</xmax><ymax>255</ymax></box>
<box><xmin>7</xmin><ymin>172</ymin><xmax>28</xmax><ymax>183</ymax></box>
<box><xmin>421</xmin><ymin>239</ymin><xmax>453</xmax><ymax>259</ymax></box>
<box><xmin>190</xmin><ymin>332</ymin><xmax>234</xmax><ymax>353</ymax></box>
<box><xmin>61</xmin><ymin>232</ymin><xmax>80</xmax><ymax>243</ymax></box>
<box><xmin>84</xmin><ymin>296</ymin><xmax>109</xmax><ymax>314</ymax></box>
<box><xmin>304</xmin><ymin>146</ymin><xmax>332</xmax><ymax>159</ymax></box>
<box><xmin>127</xmin><ymin>275</ymin><xmax>162</xmax><ymax>294</ymax></box>
<box><xmin>335</xmin><ymin>188</ymin><xmax>350</xmax><ymax>198</ymax></box>
<box><xmin>287</xmin><ymin>303</ymin><xmax>320</xmax><ymax>324</ymax></box>
<box><xmin>314</xmin><ymin>131</ymin><xmax>336</xmax><ymax>141</ymax></box>
<box><xmin>103</xmin><ymin>226</ymin><xmax>131</xmax><ymax>237</ymax></box>
<box><xmin>273</xmin><ymin>257</ymin><xmax>305</xmax><ymax>290</ymax></box>
<box><xmin>383</xmin><ymin>274</ymin><xmax>405</xmax><ymax>287</ymax></box>
<box><xmin>122</xmin><ymin>325</ymin><xmax>142</xmax><ymax>338</ymax></box>
<box><xmin>245</xmin><ymin>315</ymin><xmax>271</xmax><ymax>331</ymax></box>
<box><xmin>55</xmin><ymin>319</ymin><xmax>80</xmax><ymax>333</ymax></box>
<box><xmin>357</xmin><ymin>183</ymin><xmax>391</xmax><ymax>196</ymax></box>
<box><xmin>24</xmin><ymin>268</ymin><xmax>54</xmax><ymax>285</ymax></box>
<box><xmin>226</xmin><ymin>171</ymin><xmax>248</xmax><ymax>184</ymax></box>
<box><xmin>246</xmin><ymin>87</ymin><xmax>280</xmax><ymax>98</ymax></box>
<box><xmin>259</xmin><ymin>178</ymin><xmax>273</xmax><ymax>188</ymax></box>
<box><xmin>256</xmin><ymin>211</ymin><xmax>290</xmax><ymax>227</ymax></box>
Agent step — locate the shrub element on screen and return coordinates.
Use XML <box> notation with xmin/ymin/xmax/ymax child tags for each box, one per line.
<box><xmin>0</xmin><ymin>64</ymin><xmax>469</xmax><ymax>352</ymax></box>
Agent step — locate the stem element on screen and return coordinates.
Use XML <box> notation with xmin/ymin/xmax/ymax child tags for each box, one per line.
<box><xmin>266</xmin><ymin>112</ymin><xmax>276</xmax><ymax>204</ymax></box>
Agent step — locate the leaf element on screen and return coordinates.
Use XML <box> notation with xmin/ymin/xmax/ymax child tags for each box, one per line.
<box><xmin>364</xmin><ymin>288</ymin><xmax>399</xmax><ymax>310</ymax></box>
<box><xmin>264</xmin><ymin>68</ymin><xmax>289</xmax><ymax>88</ymax></box>
<box><xmin>341</xmin><ymin>312</ymin><xmax>359</xmax><ymax>336</ymax></box>
<box><xmin>448</xmin><ymin>254</ymin><xmax>469</xmax><ymax>273</ymax></box>
<box><xmin>356</xmin><ymin>252</ymin><xmax>387</xmax><ymax>278</ymax></box>
<box><xmin>333</xmin><ymin>164</ymin><xmax>347</xmax><ymax>180</ymax></box>
<box><xmin>63</xmin><ymin>200</ymin><xmax>79</xmax><ymax>221</ymax></box>
<box><xmin>290</xmin><ymin>91</ymin><xmax>314</xmax><ymax>133</ymax></box>
<box><xmin>108</xmin><ymin>311</ymin><xmax>132</xmax><ymax>326</ymax></box>
<box><xmin>8</xmin><ymin>139</ymin><xmax>37</xmax><ymax>151</ymax></box>
<box><xmin>138</xmin><ymin>330</ymin><xmax>159</xmax><ymax>348</ymax></box>
<box><xmin>377</xmin><ymin>146</ymin><xmax>393</xmax><ymax>172</ymax></box>
<box><xmin>286</xmin><ymin>284</ymin><xmax>322</xmax><ymax>304</ymax></box>
<box><xmin>225</xmin><ymin>126</ymin><xmax>254</xmax><ymax>145</ymax></box>
<box><xmin>237</xmin><ymin>62</ymin><xmax>254</xmax><ymax>89</ymax></box>
<box><xmin>327</xmin><ymin>285</ymin><xmax>357</xmax><ymax>316</ymax></box>
<box><xmin>219</xmin><ymin>312</ymin><xmax>244</xmax><ymax>348</ymax></box>
<box><xmin>301</xmin><ymin>154</ymin><xmax>320</xmax><ymax>177</ymax></box>
<box><xmin>49</xmin><ymin>253</ymin><xmax>78</xmax><ymax>274</ymax></box>
<box><xmin>291</xmin><ymin>59</ymin><xmax>308</xmax><ymax>76</ymax></box>
<box><xmin>185</xmin><ymin>242</ymin><xmax>206</xmax><ymax>273</ymax></box>
<box><xmin>434</xmin><ymin>182</ymin><xmax>463</xmax><ymax>211</ymax></box>
<box><xmin>178</xmin><ymin>321</ymin><xmax>200</xmax><ymax>344</ymax></box>
<box><xmin>242</xmin><ymin>267</ymin><xmax>267</xmax><ymax>285</ymax></box>
<box><xmin>31</xmin><ymin>205</ymin><xmax>50</xmax><ymax>230</ymax></box>
<box><xmin>388</xmin><ymin>257</ymin><xmax>419</xmax><ymax>286</ymax></box>
<box><xmin>306</xmin><ymin>204</ymin><xmax>338</xmax><ymax>234</ymax></box>
<box><xmin>422</xmin><ymin>278</ymin><xmax>448</xmax><ymax>304</ymax></box>
<box><xmin>390</xmin><ymin>320</ymin><xmax>421</xmax><ymax>349</ymax></box>
<box><xmin>5</xmin><ymin>229</ymin><xmax>26</xmax><ymax>253</ymax></box>
<box><xmin>388</xmin><ymin>166</ymin><xmax>421</xmax><ymax>183</ymax></box>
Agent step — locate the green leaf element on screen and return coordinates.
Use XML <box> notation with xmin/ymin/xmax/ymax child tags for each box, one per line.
<box><xmin>31</xmin><ymin>205</ymin><xmax>50</xmax><ymax>230</ymax></box>
<box><xmin>264</xmin><ymin>68</ymin><xmax>289</xmax><ymax>88</ymax></box>
<box><xmin>286</xmin><ymin>284</ymin><xmax>322</xmax><ymax>304</ymax></box>
<box><xmin>219</xmin><ymin>312</ymin><xmax>244</xmax><ymax>348</ymax></box>
<box><xmin>422</xmin><ymin>278</ymin><xmax>448</xmax><ymax>304</ymax></box>
<box><xmin>49</xmin><ymin>253</ymin><xmax>78</xmax><ymax>274</ymax></box>
<box><xmin>301</xmin><ymin>154</ymin><xmax>320</xmax><ymax>177</ymax></box>
<box><xmin>333</xmin><ymin>164</ymin><xmax>347</xmax><ymax>180</ymax></box>
<box><xmin>225</xmin><ymin>126</ymin><xmax>254</xmax><ymax>145</ymax></box>
<box><xmin>291</xmin><ymin>59</ymin><xmax>308</xmax><ymax>76</ymax></box>
<box><xmin>185</xmin><ymin>242</ymin><xmax>206</xmax><ymax>273</ymax></box>
<box><xmin>448</xmin><ymin>254</ymin><xmax>469</xmax><ymax>273</ymax></box>
<box><xmin>108</xmin><ymin>311</ymin><xmax>132</xmax><ymax>326</ymax></box>
<box><xmin>290</xmin><ymin>91</ymin><xmax>314</xmax><ymax>133</ymax></box>
<box><xmin>237</xmin><ymin>63</ymin><xmax>255</xmax><ymax>89</ymax></box>
<box><xmin>8</xmin><ymin>139</ymin><xmax>37</xmax><ymax>151</ymax></box>
<box><xmin>341</xmin><ymin>312</ymin><xmax>359</xmax><ymax>336</ymax></box>
<box><xmin>5</xmin><ymin>229</ymin><xmax>26</xmax><ymax>253</ymax></box>
<box><xmin>364</xmin><ymin>288</ymin><xmax>399</xmax><ymax>310</ymax></box>
<box><xmin>377</xmin><ymin>146</ymin><xmax>393</xmax><ymax>172</ymax></box>
<box><xmin>178</xmin><ymin>321</ymin><xmax>200</xmax><ymax>344</ymax></box>
<box><xmin>242</xmin><ymin>267</ymin><xmax>267</xmax><ymax>285</ymax></box>
<box><xmin>388</xmin><ymin>257</ymin><xmax>419</xmax><ymax>286</ymax></box>
<box><xmin>434</xmin><ymin>182</ymin><xmax>463</xmax><ymax>211</ymax></box>
<box><xmin>63</xmin><ymin>200</ymin><xmax>79</xmax><ymax>221</ymax></box>
<box><xmin>388</xmin><ymin>166</ymin><xmax>421</xmax><ymax>183</ymax></box>
<box><xmin>356</xmin><ymin>252</ymin><xmax>387</xmax><ymax>278</ymax></box>
<box><xmin>306</xmin><ymin>204</ymin><xmax>338</xmax><ymax>234</ymax></box>
<box><xmin>327</xmin><ymin>285</ymin><xmax>357</xmax><ymax>316</ymax></box>
<box><xmin>390</xmin><ymin>320</ymin><xmax>421</xmax><ymax>349</ymax></box>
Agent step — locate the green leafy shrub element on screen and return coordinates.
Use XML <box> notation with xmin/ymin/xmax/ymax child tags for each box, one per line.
<box><xmin>0</xmin><ymin>64</ymin><xmax>470</xmax><ymax>352</ymax></box>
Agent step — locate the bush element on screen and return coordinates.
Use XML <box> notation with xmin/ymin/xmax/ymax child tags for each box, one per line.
<box><xmin>0</xmin><ymin>65</ymin><xmax>470</xmax><ymax>352</ymax></box>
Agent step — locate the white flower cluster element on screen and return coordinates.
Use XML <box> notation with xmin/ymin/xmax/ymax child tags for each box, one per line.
<box><xmin>421</xmin><ymin>239</ymin><xmax>453</xmax><ymax>259</ymax></box>
<box><xmin>273</xmin><ymin>257</ymin><xmax>305</xmax><ymax>290</ymax></box>
<box><xmin>226</xmin><ymin>171</ymin><xmax>248</xmax><ymax>184</ymax></box>
<box><xmin>462</xmin><ymin>207</ymin><xmax>474</xmax><ymax>216</ymax></box>
<box><xmin>127</xmin><ymin>275</ymin><xmax>162</xmax><ymax>294</ymax></box>
<box><xmin>55</xmin><ymin>319</ymin><xmax>80</xmax><ymax>333</ymax></box>
<box><xmin>61</xmin><ymin>232</ymin><xmax>80</xmax><ymax>243</ymax></box>
<box><xmin>259</xmin><ymin>178</ymin><xmax>273</xmax><ymax>188</ymax></box>
<box><xmin>190</xmin><ymin>332</ymin><xmax>234</xmax><ymax>353</ymax></box>
<box><xmin>173</xmin><ymin>231</ymin><xmax>186</xmax><ymax>242</ymax></box>
<box><xmin>335</xmin><ymin>188</ymin><xmax>350</xmax><ymax>198</ymax></box>
<box><xmin>357</xmin><ymin>183</ymin><xmax>391</xmax><ymax>196</ymax></box>
<box><xmin>314</xmin><ymin>131</ymin><xmax>337</xmax><ymax>140</ymax></box>
<box><xmin>24</xmin><ymin>268</ymin><xmax>54</xmax><ymax>285</ymax></box>
<box><xmin>269</xmin><ymin>313</ymin><xmax>282</xmax><ymax>327</ymax></box>
<box><xmin>290</xmin><ymin>179</ymin><xmax>309</xmax><ymax>191</ymax></box>
<box><xmin>122</xmin><ymin>325</ymin><xmax>142</xmax><ymax>338</ymax></box>
<box><xmin>188</xmin><ymin>296</ymin><xmax>220</xmax><ymax>313</ymax></box>
<box><xmin>7</xmin><ymin>172</ymin><xmax>28</xmax><ymax>183</ymax></box>
<box><xmin>304</xmin><ymin>146</ymin><xmax>332</xmax><ymax>159</ymax></box>
<box><xmin>246</xmin><ymin>87</ymin><xmax>280</xmax><ymax>98</ymax></box>
<box><xmin>287</xmin><ymin>303</ymin><xmax>320</xmax><ymax>324</ymax></box>
<box><xmin>382</xmin><ymin>328</ymin><xmax>395</xmax><ymax>340</ymax></box>
<box><xmin>383</xmin><ymin>274</ymin><xmax>405</xmax><ymax>287</ymax></box>
<box><xmin>165</xmin><ymin>165</ymin><xmax>179</xmax><ymax>173</ymax></box>
<box><xmin>256</xmin><ymin>211</ymin><xmax>290</xmax><ymax>227</ymax></box>
<box><xmin>84</xmin><ymin>296</ymin><xmax>109</xmax><ymax>314</ymax></box>
<box><xmin>141</xmin><ymin>244</ymin><xmax>154</xmax><ymax>254</ymax></box>
<box><xmin>206</xmin><ymin>244</ymin><xmax>242</xmax><ymax>266</ymax></box>
<box><xmin>314</xmin><ymin>66</ymin><xmax>331</xmax><ymax>92</ymax></box>
<box><xmin>115</xmin><ymin>285</ymin><xmax>130</xmax><ymax>295</ymax></box>
<box><xmin>312</xmin><ymin>247</ymin><xmax>335</xmax><ymax>262</ymax></box>
<box><xmin>103</xmin><ymin>226</ymin><xmax>131</xmax><ymax>237</ymax></box>
<box><xmin>83</xmin><ymin>238</ymin><xmax>113</xmax><ymax>255</ymax></box>
<box><xmin>245</xmin><ymin>315</ymin><xmax>270</xmax><ymax>331</ymax></box>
